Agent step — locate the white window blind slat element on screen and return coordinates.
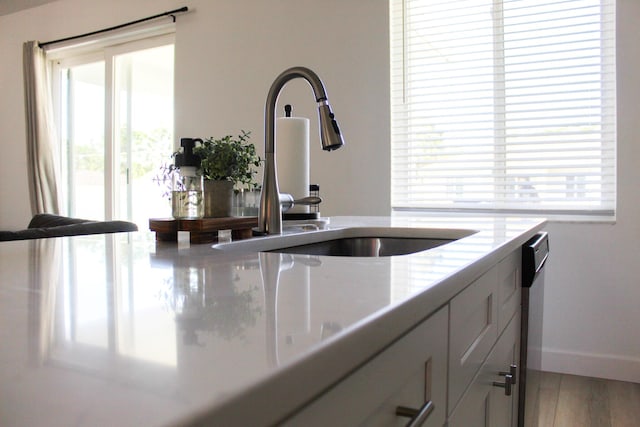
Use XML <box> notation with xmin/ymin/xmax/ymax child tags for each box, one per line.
<box><xmin>391</xmin><ymin>0</ymin><xmax>616</xmax><ymax>215</ymax></box>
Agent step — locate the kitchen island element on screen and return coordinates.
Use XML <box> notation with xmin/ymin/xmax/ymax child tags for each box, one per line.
<box><xmin>0</xmin><ymin>215</ymin><xmax>545</xmax><ymax>426</ymax></box>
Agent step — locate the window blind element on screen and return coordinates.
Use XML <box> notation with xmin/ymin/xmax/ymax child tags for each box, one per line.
<box><xmin>390</xmin><ymin>0</ymin><xmax>616</xmax><ymax>215</ymax></box>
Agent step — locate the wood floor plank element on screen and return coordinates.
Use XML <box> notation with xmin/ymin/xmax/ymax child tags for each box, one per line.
<box><xmin>535</xmin><ymin>371</ymin><xmax>562</xmax><ymax>427</ymax></box>
<box><xmin>540</xmin><ymin>371</ymin><xmax>563</xmax><ymax>390</ymax></box>
<box><xmin>536</xmin><ymin>385</ymin><xmax>559</xmax><ymax>426</ymax></box>
<box><xmin>608</xmin><ymin>379</ymin><xmax>640</xmax><ymax>427</ymax></box>
<box><xmin>554</xmin><ymin>374</ymin><xmax>592</xmax><ymax>427</ymax></box>
<box><xmin>588</xmin><ymin>377</ymin><xmax>611</xmax><ymax>427</ymax></box>
<box><xmin>531</xmin><ymin>372</ymin><xmax>639</xmax><ymax>427</ymax></box>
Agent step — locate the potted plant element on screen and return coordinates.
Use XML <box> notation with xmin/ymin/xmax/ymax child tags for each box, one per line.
<box><xmin>193</xmin><ymin>130</ymin><xmax>261</xmax><ymax>217</ymax></box>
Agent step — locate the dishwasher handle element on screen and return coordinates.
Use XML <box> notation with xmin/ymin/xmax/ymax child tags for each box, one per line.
<box><xmin>522</xmin><ymin>232</ymin><xmax>549</xmax><ymax>288</ymax></box>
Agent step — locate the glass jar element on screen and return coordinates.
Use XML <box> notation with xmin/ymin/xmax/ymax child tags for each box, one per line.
<box><xmin>172</xmin><ymin>166</ymin><xmax>203</xmax><ymax>219</ymax></box>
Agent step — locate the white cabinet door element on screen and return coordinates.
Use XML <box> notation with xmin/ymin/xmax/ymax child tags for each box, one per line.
<box><xmin>447</xmin><ymin>311</ymin><xmax>520</xmax><ymax>427</ymax></box>
<box><xmin>283</xmin><ymin>306</ymin><xmax>449</xmax><ymax>427</ymax></box>
<box><xmin>496</xmin><ymin>251</ymin><xmax>521</xmax><ymax>335</ymax></box>
<box><xmin>448</xmin><ymin>268</ymin><xmax>499</xmax><ymax>412</ymax></box>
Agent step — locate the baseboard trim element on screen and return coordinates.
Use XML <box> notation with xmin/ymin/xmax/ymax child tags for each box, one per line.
<box><xmin>542</xmin><ymin>347</ymin><xmax>640</xmax><ymax>383</ymax></box>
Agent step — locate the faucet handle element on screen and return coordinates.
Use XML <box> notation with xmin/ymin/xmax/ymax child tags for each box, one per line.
<box><xmin>292</xmin><ymin>196</ymin><xmax>322</xmax><ymax>206</ymax></box>
<box><xmin>279</xmin><ymin>193</ymin><xmax>322</xmax><ymax>212</ymax></box>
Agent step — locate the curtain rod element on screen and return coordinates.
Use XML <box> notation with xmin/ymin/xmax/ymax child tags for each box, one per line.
<box><xmin>38</xmin><ymin>6</ymin><xmax>188</xmax><ymax>48</ymax></box>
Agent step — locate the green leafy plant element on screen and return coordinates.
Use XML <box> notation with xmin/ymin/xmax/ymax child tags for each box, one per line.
<box><xmin>194</xmin><ymin>130</ymin><xmax>262</xmax><ymax>190</ymax></box>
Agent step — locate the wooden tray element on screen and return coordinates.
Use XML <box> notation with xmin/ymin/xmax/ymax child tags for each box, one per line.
<box><xmin>149</xmin><ymin>217</ymin><xmax>257</xmax><ymax>244</ymax></box>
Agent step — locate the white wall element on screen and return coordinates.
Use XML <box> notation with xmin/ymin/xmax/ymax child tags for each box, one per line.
<box><xmin>0</xmin><ymin>0</ymin><xmax>59</xmax><ymax>16</ymax></box>
<box><xmin>0</xmin><ymin>0</ymin><xmax>638</xmax><ymax>383</ymax></box>
<box><xmin>172</xmin><ymin>0</ymin><xmax>390</xmax><ymax>218</ymax></box>
<box><xmin>540</xmin><ymin>0</ymin><xmax>640</xmax><ymax>383</ymax></box>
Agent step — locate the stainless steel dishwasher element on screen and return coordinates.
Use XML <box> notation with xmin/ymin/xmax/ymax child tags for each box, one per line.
<box><xmin>518</xmin><ymin>232</ymin><xmax>549</xmax><ymax>427</ymax></box>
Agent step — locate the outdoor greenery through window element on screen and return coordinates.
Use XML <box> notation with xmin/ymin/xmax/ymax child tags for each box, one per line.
<box><xmin>390</xmin><ymin>0</ymin><xmax>616</xmax><ymax>216</ymax></box>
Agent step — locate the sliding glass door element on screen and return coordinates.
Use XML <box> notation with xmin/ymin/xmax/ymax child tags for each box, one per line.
<box><xmin>53</xmin><ymin>35</ymin><xmax>174</xmax><ymax>225</ymax></box>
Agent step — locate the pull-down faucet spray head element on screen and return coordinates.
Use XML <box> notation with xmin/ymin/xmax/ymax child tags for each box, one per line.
<box><xmin>318</xmin><ymin>100</ymin><xmax>344</xmax><ymax>151</ymax></box>
<box><xmin>258</xmin><ymin>66</ymin><xmax>344</xmax><ymax>235</ymax></box>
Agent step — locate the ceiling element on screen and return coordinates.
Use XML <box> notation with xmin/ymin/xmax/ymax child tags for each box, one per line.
<box><xmin>0</xmin><ymin>0</ymin><xmax>59</xmax><ymax>16</ymax></box>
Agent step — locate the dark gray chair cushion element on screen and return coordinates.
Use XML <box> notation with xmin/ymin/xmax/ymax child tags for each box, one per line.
<box><xmin>27</xmin><ymin>213</ymin><xmax>94</xmax><ymax>228</ymax></box>
<box><xmin>0</xmin><ymin>214</ymin><xmax>138</xmax><ymax>241</ymax></box>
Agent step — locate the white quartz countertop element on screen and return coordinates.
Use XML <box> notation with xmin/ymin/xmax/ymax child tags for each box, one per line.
<box><xmin>0</xmin><ymin>215</ymin><xmax>545</xmax><ymax>426</ymax></box>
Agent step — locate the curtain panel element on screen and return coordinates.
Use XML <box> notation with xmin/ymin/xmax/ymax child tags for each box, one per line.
<box><xmin>23</xmin><ymin>41</ymin><xmax>61</xmax><ymax>215</ymax></box>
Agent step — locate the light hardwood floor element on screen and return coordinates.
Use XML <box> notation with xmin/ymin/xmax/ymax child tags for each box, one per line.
<box><xmin>530</xmin><ymin>371</ymin><xmax>640</xmax><ymax>427</ymax></box>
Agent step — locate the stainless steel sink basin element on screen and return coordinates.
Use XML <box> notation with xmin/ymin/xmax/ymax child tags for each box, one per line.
<box><xmin>212</xmin><ymin>227</ymin><xmax>477</xmax><ymax>257</ymax></box>
<box><xmin>268</xmin><ymin>236</ymin><xmax>454</xmax><ymax>257</ymax></box>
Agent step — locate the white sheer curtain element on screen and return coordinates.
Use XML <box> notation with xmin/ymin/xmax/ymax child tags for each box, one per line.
<box><xmin>23</xmin><ymin>41</ymin><xmax>61</xmax><ymax>215</ymax></box>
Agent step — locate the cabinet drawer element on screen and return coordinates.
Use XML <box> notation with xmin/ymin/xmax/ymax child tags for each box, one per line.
<box><xmin>448</xmin><ymin>268</ymin><xmax>499</xmax><ymax>412</ymax></box>
<box><xmin>282</xmin><ymin>306</ymin><xmax>448</xmax><ymax>427</ymax></box>
<box><xmin>496</xmin><ymin>251</ymin><xmax>521</xmax><ymax>334</ymax></box>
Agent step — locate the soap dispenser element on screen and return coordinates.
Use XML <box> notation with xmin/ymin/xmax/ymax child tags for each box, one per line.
<box><xmin>172</xmin><ymin>138</ymin><xmax>204</xmax><ymax>219</ymax></box>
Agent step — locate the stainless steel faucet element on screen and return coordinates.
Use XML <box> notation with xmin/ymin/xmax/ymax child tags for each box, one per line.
<box><xmin>258</xmin><ymin>66</ymin><xmax>344</xmax><ymax>235</ymax></box>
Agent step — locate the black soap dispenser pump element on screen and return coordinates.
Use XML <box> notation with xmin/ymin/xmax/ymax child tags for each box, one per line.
<box><xmin>175</xmin><ymin>138</ymin><xmax>202</xmax><ymax>173</ymax></box>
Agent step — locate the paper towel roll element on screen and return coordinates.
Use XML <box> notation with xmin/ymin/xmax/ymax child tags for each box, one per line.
<box><xmin>276</xmin><ymin>116</ymin><xmax>310</xmax><ymax>213</ymax></box>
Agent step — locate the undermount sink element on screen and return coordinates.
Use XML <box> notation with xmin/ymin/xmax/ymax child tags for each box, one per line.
<box><xmin>268</xmin><ymin>236</ymin><xmax>453</xmax><ymax>257</ymax></box>
<box><xmin>212</xmin><ymin>227</ymin><xmax>476</xmax><ymax>257</ymax></box>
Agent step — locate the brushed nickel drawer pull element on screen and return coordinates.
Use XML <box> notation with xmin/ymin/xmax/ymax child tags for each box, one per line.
<box><xmin>493</xmin><ymin>374</ymin><xmax>513</xmax><ymax>396</ymax></box>
<box><xmin>396</xmin><ymin>400</ymin><xmax>434</xmax><ymax>427</ymax></box>
<box><xmin>499</xmin><ymin>364</ymin><xmax>517</xmax><ymax>385</ymax></box>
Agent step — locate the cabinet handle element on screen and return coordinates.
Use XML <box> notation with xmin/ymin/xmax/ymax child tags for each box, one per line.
<box><xmin>493</xmin><ymin>374</ymin><xmax>513</xmax><ymax>396</ymax></box>
<box><xmin>396</xmin><ymin>400</ymin><xmax>434</xmax><ymax>427</ymax></box>
<box><xmin>499</xmin><ymin>364</ymin><xmax>517</xmax><ymax>385</ymax></box>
